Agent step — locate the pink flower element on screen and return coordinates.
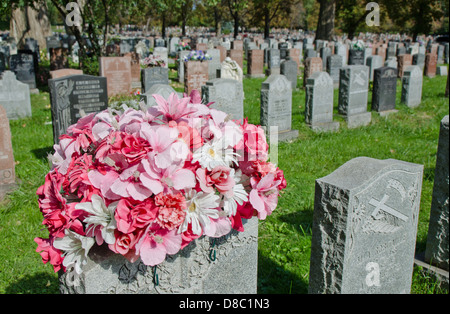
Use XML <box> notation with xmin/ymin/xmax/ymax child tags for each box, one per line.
<box><xmin>136</xmin><ymin>224</ymin><xmax>182</xmax><ymax>266</ymax></box>
<box><xmin>204</xmin><ymin>215</ymin><xmax>232</xmax><ymax>238</ymax></box>
<box><xmin>154</xmin><ymin>192</ymin><xmax>187</xmax><ymax>230</ymax></box>
<box><xmin>249</xmin><ymin>173</ymin><xmax>281</xmax><ymax>220</ymax></box>
<box><xmin>115</xmin><ymin>198</ymin><xmax>158</xmax><ymax>234</ymax></box>
<box><xmin>168</xmin><ymin>120</ymin><xmax>203</xmax><ymax>151</ymax></box>
<box><xmin>236</xmin><ymin>118</ymin><xmax>268</xmax><ymax>162</ymax></box>
<box><xmin>108</xmin><ymin>230</ymin><xmax>141</xmax><ymax>263</ymax></box>
<box><xmin>196</xmin><ymin>166</ymin><xmax>235</xmax><ymax>197</ymax></box>
<box><xmin>34</xmin><ymin>237</ymin><xmax>65</xmax><ymax>273</ymax></box>
<box><xmin>153</xmin><ymin>93</ymin><xmax>198</xmax><ymax>122</ymax></box>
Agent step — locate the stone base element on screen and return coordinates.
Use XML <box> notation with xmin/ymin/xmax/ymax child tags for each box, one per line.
<box><xmin>345</xmin><ymin>112</ymin><xmax>372</xmax><ymax>128</ymax></box>
<box><xmin>310</xmin><ymin>121</ymin><xmax>340</xmax><ymax>132</ymax></box>
<box><xmin>414</xmin><ymin>252</ymin><xmax>449</xmax><ymax>290</ymax></box>
<box><xmin>270</xmin><ymin>129</ymin><xmax>299</xmax><ymax>142</ymax></box>
<box><xmin>378</xmin><ymin>109</ymin><xmax>398</xmax><ymax>117</ymax></box>
<box><xmin>59</xmin><ymin>218</ymin><xmax>259</xmax><ymax>294</ymax></box>
<box><xmin>266</xmin><ymin>68</ymin><xmax>280</xmax><ymax>76</ymax></box>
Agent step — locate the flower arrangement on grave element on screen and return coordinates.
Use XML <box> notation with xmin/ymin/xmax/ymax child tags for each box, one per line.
<box><xmin>35</xmin><ymin>90</ymin><xmax>286</xmax><ymax>285</ymax></box>
<box><xmin>183</xmin><ymin>50</ymin><xmax>212</xmax><ymax>62</ymax></box>
<box><xmin>140</xmin><ymin>55</ymin><xmax>166</xmax><ymax>68</ymax></box>
<box><xmin>351</xmin><ymin>40</ymin><xmax>366</xmax><ymax>51</ymax></box>
<box><xmin>176</xmin><ymin>42</ymin><xmax>191</xmax><ymax>51</ymax></box>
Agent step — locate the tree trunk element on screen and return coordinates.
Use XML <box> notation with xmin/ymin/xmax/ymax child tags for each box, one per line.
<box><xmin>315</xmin><ymin>0</ymin><xmax>335</xmax><ymax>41</ymax></box>
<box><xmin>234</xmin><ymin>15</ymin><xmax>239</xmax><ymax>39</ymax></box>
<box><xmin>162</xmin><ymin>14</ymin><xmax>166</xmax><ymax>38</ymax></box>
<box><xmin>264</xmin><ymin>9</ymin><xmax>270</xmax><ymax>39</ymax></box>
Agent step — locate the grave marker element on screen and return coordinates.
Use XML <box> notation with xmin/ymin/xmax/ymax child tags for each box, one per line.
<box><xmin>100</xmin><ymin>57</ymin><xmax>132</xmax><ymax>97</ymax></box>
<box><xmin>0</xmin><ymin>105</ymin><xmax>17</xmax><ymax>198</ymax></box>
<box><xmin>202</xmin><ymin>78</ymin><xmax>244</xmax><ymax>121</ymax></box>
<box><xmin>401</xmin><ymin>65</ymin><xmax>423</xmax><ymax>108</ymax></box>
<box><xmin>0</xmin><ymin>71</ymin><xmax>32</xmax><ymax>120</ymax></box>
<box><xmin>372</xmin><ymin>67</ymin><xmax>398</xmax><ymax>115</ymax></box>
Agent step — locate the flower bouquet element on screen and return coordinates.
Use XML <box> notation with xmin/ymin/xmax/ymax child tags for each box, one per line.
<box><xmin>176</xmin><ymin>42</ymin><xmax>191</xmax><ymax>51</ymax></box>
<box><xmin>140</xmin><ymin>55</ymin><xmax>166</xmax><ymax>68</ymax></box>
<box><xmin>183</xmin><ymin>50</ymin><xmax>212</xmax><ymax>62</ymax></box>
<box><xmin>351</xmin><ymin>40</ymin><xmax>366</xmax><ymax>51</ymax></box>
<box><xmin>35</xmin><ymin>90</ymin><xmax>286</xmax><ymax>285</ymax></box>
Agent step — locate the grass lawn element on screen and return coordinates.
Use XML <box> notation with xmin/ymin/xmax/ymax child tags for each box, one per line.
<box><xmin>0</xmin><ymin>62</ymin><xmax>448</xmax><ymax>294</ymax></box>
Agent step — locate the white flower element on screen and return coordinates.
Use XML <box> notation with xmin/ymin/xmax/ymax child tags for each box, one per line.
<box><xmin>179</xmin><ymin>189</ymin><xmax>221</xmax><ymax>235</ymax></box>
<box><xmin>75</xmin><ymin>194</ymin><xmax>118</xmax><ymax>245</ymax></box>
<box><xmin>192</xmin><ymin>138</ymin><xmax>239</xmax><ymax>171</ymax></box>
<box><xmin>53</xmin><ymin>229</ymin><xmax>95</xmax><ymax>275</ymax></box>
<box><xmin>222</xmin><ymin>169</ymin><xmax>248</xmax><ymax>216</ymax></box>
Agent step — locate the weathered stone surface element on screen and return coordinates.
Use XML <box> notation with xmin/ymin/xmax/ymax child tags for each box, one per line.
<box><xmin>401</xmin><ymin>65</ymin><xmax>423</xmax><ymax>108</ymax></box>
<box><xmin>309</xmin><ymin>157</ymin><xmax>424</xmax><ymax>294</ymax></box>
<box><xmin>425</xmin><ymin>115</ymin><xmax>449</xmax><ymax>271</ymax></box>
<box><xmin>0</xmin><ymin>105</ymin><xmax>18</xmax><ymax>197</ymax></box>
<box><xmin>59</xmin><ymin>218</ymin><xmax>258</xmax><ymax>294</ymax></box>
<box><xmin>0</xmin><ymin>71</ymin><xmax>32</xmax><ymax>120</ymax></box>
<box><xmin>202</xmin><ymin>78</ymin><xmax>244</xmax><ymax>121</ymax></box>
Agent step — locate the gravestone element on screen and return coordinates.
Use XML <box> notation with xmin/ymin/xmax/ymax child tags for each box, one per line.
<box><xmin>412</xmin><ymin>53</ymin><xmax>425</xmax><ymax>71</ymax></box>
<box><xmin>0</xmin><ymin>71</ymin><xmax>32</xmax><ymax>120</ymax></box>
<box><xmin>9</xmin><ymin>53</ymin><xmax>36</xmax><ymax>89</ymax></box>
<box><xmin>384</xmin><ymin>57</ymin><xmax>397</xmax><ymax>69</ymax></box>
<box><xmin>153</xmin><ymin>47</ymin><xmax>169</xmax><ymax>69</ymax></box>
<box><xmin>281</xmin><ymin>58</ymin><xmax>298</xmax><ymax>90</ymax></box>
<box><xmin>372</xmin><ymin>67</ymin><xmax>398</xmax><ymax>115</ymax></box>
<box><xmin>50</xmin><ymin>69</ymin><xmax>83</xmax><ymax>79</ymax></box>
<box><xmin>401</xmin><ymin>65</ymin><xmax>423</xmax><ymax>108</ymax></box>
<box><xmin>267</xmin><ymin>49</ymin><xmax>281</xmax><ymax>75</ymax></box>
<box><xmin>228</xmin><ymin>49</ymin><xmax>243</xmax><ymax>70</ymax></box>
<box><xmin>397</xmin><ymin>54</ymin><xmax>413</xmax><ymax>78</ymax></box>
<box><xmin>336</xmin><ymin>43</ymin><xmax>348</xmax><ymax>66</ymax></box>
<box><xmin>184</xmin><ymin>61</ymin><xmax>209</xmax><ymax>95</ymax></box>
<box><xmin>48</xmin><ymin>74</ymin><xmax>108</xmax><ymax>144</ymax></box>
<box><xmin>141</xmin><ymin>84</ymin><xmax>180</xmax><ymax>107</ymax></box>
<box><xmin>59</xmin><ymin>218</ymin><xmax>258</xmax><ymax>294</ymax></box>
<box><xmin>142</xmin><ymin>67</ymin><xmax>169</xmax><ymax>93</ymax></box>
<box><xmin>202</xmin><ymin>78</ymin><xmax>244</xmax><ymax>121</ymax></box>
<box><xmin>309</xmin><ymin>157</ymin><xmax>424</xmax><ymax>294</ymax></box>
<box><xmin>0</xmin><ymin>105</ymin><xmax>18</xmax><ymax>198</ymax></box>
<box><xmin>327</xmin><ymin>55</ymin><xmax>343</xmax><ymax>88</ymax></box>
<box><xmin>366</xmin><ymin>55</ymin><xmax>383</xmax><ymax>81</ymax></box>
<box><xmin>247</xmin><ymin>49</ymin><xmax>265</xmax><ymax>78</ymax></box>
<box><xmin>100</xmin><ymin>57</ymin><xmax>132</xmax><ymax>97</ymax></box>
<box><xmin>260</xmin><ymin>74</ymin><xmax>299</xmax><ymax>142</ymax></box>
<box><xmin>320</xmin><ymin>47</ymin><xmax>331</xmax><ymax>70</ymax></box>
<box><xmin>124</xmin><ymin>52</ymin><xmax>141</xmax><ymax>89</ymax></box>
<box><xmin>348</xmin><ymin>49</ymin><xmax>365</xmax><ymax>65</ymax></box>
<box><xmin>303</xmin><ymin>57</ymin><xmax>323</xmax><ymax>88</ymax></box>
<box><xmin>177</xmin><ymin>51</ymin><xmax>190</xmax><ymax>83</ymax></box>
<box><xmin>424</xmin><ymin>53</ymin><xmax>437</xmax><ymax>78</ymax></box>
<box><xmin>338</xmin><ymin>65</ymin><xmax>372</xmax><ymax>128</ymax></box>
<box><xmin>305</xmin><ymin>71</ymin><xmax>339</xmax><ymax>132</ymax></box>
<box><xmin>437</xmin><ymin>66</ymin><xmax>448</xmax><ymax>76</ymax></box>
<box><xmin>206</xmin><ymin>49</ymin><xmax>221</xmax><ymax>80</ymax></box>
<box><xmin>288</xmin><ymin>48</ymin><xmax>302</xmax><ymax>72</ymax></box>
<box><xmin>424</xmin><ymin>115</ymin><xmax>449</xmax><ymax>271</ymax></box>
<box><xmin>0</xmin><ymin>52</ymin><xmax>6</xmax><ymax>74</ymax></box>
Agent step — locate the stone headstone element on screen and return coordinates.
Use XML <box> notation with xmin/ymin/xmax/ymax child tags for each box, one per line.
<box><xmin>424</xmin><ymin>53</ymin><xmax>437</xmax><ymax>78</ymax></box>
<box><xmin>397</xmin><ymin>54</ymin><xmax>413</xmax><ymax>78</ymax></box>
<box><xmin>0</xmin><ymin>105</ymin><xmax>17</xmax><ymax>198</ymax></box>
<box><xmin>384</xmin><ymin>57</ymin><xmax>397</xmax><ymax>69</ymax></box>
<box><xmin>309</xmin><ymin>157</ymin><xmax>424</xmax><ymax>294</ymax></box>
<box><xmin>184</xmin><ymin>60</ymin><xmax>209</xmax><ymax>95</ymax></box>
<box><xmin>305</xmin><ymin>71</ymin><xmax>339</xmax><ymax>132</ymax></box>
<box><xmin>412</xmin><ymin>53</ymin><xmax>425</xmax><ymax>71</ymax></box>
<box><xmin>437</xmin><ymin>66</ymin><xmax>448</xmax><ymax>76</ymax></box>
<box><xmin>50</xmin><ymin>69</ymin><xmax>83</xmax><ymax>79</ymax></box>
<box><xmin>303</xmin><ymin>57</ymin><xmax>323</xmax><ymax>88</ymax></box>
<box><xmin>288</xmin><ymin>48</ymin><xmax>302</xmax><ymax>72</ymax></box>
<box><xmin>348</xmin><ymin>49</ymin><xmax>365</xmax><ymax>65</ymax></box>
<box><xmin>372</xmin><ymin>67</ymin><xmax>398</xmax><ymax>114</ymax></box>
<box><xmin>48</xmin><ymin>74</ymin><xmax>108</xmax><ymax>144</ymax></box>
<box><xmin>153</xmin><ymin>47</ymin><xmax>169</xmax><ymax>69</ymax></box>
<box><xmin>424</xmin><ymin>115</ymin><xmax>449</xmax><ymax>271</ymax></box>
<box><xmin>327</xmin><ymin>55</ymin><xmax>343</xmax><ymax>88</ymax></box>
<box><xmin>228</xmin><ymin>49</ymin><xmax>243</xmax><ymax>71</ymax></box>
<box><xmin>320</xmin><ymin>47</ymin><xmax>331</xmax><ymax>70</ymax></box>
<box><xmin>366</xmin><ymin>55</ymin><xmax>383</xmax><ymax>81</ymax></box>
<box><xmin>0</xmin><ymin>71</ymin><xmax>32</xmax><ymax>120</ymax></box>
<box><xmin>260</xmin><ymin>74</ymin><xmax>298</xmax><ymax>142</ymax></box>
<box><xmin>100</xmin><ymin>57</ymin><xmax>132</xmax><ymax>97</ymax></box>
<box><xmin>124</xmin><ymin>52</ymin><xmax>141</xmax><ymax>88</ymax></box>
<box><xmin>267</xmin><ymin>49</ymin><xmax>281</xmax><ymax>75</ymax></box>
<box><xmin>9</xmin><ymin>53</ymin><xmax>36</xmax><ymax>89</ymax></box>
<box><xmin>338</xmin><ymin>65</ymin><xmax>371</xmax><ymax>128</ymax></box>
<box><xmin>202</xmin><ymin>78</ymin><xmax>244</xmax><ymax>121</ymax></box>
<box><xmin>142</xmin><ymin>67</ymin><xmax>169</xmax><ymax>93</ymax></box>
<box><xmin>281</xmin><ymin>58</ymin><xmax>298</xmax><ymax>90</ymax></box>
<box><xmin>401</xmin><ymin>65</ymin><xmax>423</xmax><ymax>108</ymax></box>
<box><xmin>59</xmin><ymin>218</ymin><xmax>258</xmax><ymax>294</ymax></box>
<box><xmin>141</xmin><ymin>84</ymin><xmax>180</xmax><ymax>107</ymax></box>
<box><xmin>206</xmin><ymin>49</ymin><xmax>221</xmax><ymax>80</ymax></box>
<box><xmin>336</xmin><ymin>43</ymin><xmax>348</xmax><ymax>66</ymax></box>
<box><xmin>177</xmin><ymin>51</ymin><xmax>190</xmax><ymax>83</ymax></box>
<box><xmin>247</xmin><ymin>49</ymin><xmax>265</xmax><ymax>78</ymax></box>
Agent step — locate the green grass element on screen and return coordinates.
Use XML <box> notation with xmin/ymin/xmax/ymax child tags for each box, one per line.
<box><xmin>0</xmin><ymin>64</ymin><xmax>448</xmax><ymax>294</ymax></box>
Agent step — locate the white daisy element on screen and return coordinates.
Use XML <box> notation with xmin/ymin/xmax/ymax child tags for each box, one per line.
<box><xmin>222</xmin><ymin>169</ymin><xmax>249</xmax><ymax>216</ymax></box>
<box><xmin>179</xmin><ymin>189</ymin><xmax>221</xmax><ymax>235</ymax></box>
<box><xmin>192</xmin><ymin>137</ymin><xmax>239</xmax><ymax>171</ymax></box>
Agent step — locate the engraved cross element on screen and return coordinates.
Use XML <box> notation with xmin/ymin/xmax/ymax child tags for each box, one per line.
<box><xmin>369</xmin><ymin>194</ymin><xmax>408</xmax><ymax>222</ymax></box>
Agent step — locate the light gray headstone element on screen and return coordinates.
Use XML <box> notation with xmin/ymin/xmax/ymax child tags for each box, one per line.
<box><xmin>280</xmin><ymin>58</ymin><xmax>298</xmax><ymax>90</ymax></box>
<box><xmin>305</xmin><ymin>71</ymin><xmax>339</xmax><ymax>132</ymax></box>
<box><xmin>59</xmin><ymin>218</ymin><xmax>258</xmax><ymax>294</ymax></box>
<box><xmin>338</xmin><ymin>65</ymin><xmax>372</xmax><ymax>128</ymax></box>
<box><xmin>153</xmin><ymin>47</ymin><xmax>168</xmax><ymax>69</ymax></box>
<box><xmin>0</xmin><ymin>71</ymin><xmax>32</xmax><ymax>120</ymax></box>
<box><xmin>141</xmin><ymin>84</ymin><xmax>181</xmax><ymax>107</ymax></box>
<box><xmin>366</xmin><ymin>55</ymin><xmax>383</xmax><ymax>81</ymax></box>
<box><xmin>206</xmin><ymin>49</ymin><xmax>221</xmax><ymax>80</ymax></box>
<box><xmin>202</xmin><ymin>78</ymin><xmax>244</xmax><ymax>121</ymax></box>
<box><xmin>141</xmin><ymin>67</ymin><xmax>169</xmax><ymax>93</ymax></box>
<box><xmin>401</xmin><ymin>65</ymin><xmax>423</xmax><ymax>108</ymax></box>
<box><xmin>309</xmin><ymin>157</ymin><xmax>424</xmax><ymax>294</ymax></box>
<box><xmin>425</xmin><ymin>115</ymin><xmax>449</xmax><ymax>271</ymax></box>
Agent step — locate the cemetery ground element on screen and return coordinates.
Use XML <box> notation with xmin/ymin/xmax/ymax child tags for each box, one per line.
<box><xmin>0</xmin><ymin>61</ymin><xmax>448</xmax><ymax>295</ymax></box>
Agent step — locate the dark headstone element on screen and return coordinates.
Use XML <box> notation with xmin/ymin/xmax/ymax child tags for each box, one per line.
<box><xmin>372</xmin><ymin>67</ymin><xmax>398</xmax><ymax>114</ymax></box>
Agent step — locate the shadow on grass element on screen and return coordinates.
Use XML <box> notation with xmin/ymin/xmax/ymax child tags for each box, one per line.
<box><xmin>257</xmin><ymin>254</ymin><xmax>308</xmax><ymax>294</ymax></box>
<box><xmin>31</xmin><ymin>146</ymin><xmax>54</xmax><ymax>161</ymax></box>
<box><xmin>5</xmin><ymin>272</ymin><xmax>59</xmax><ymax>294</ymax></box>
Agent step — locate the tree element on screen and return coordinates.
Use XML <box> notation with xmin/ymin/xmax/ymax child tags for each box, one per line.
<box><xmin>224</xmin><ymin>0</ymin><xmax>248</xmax><ymax>38</ymax></box>
<box><xmin>250</xmin><ymin>0</ymin><xmax>295</xmax><ymax>38</ymax></box>
<box><xmin>315</xmin><ymin>0</ymin><xmax>336</xmax><ymax>41</ymax></box>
